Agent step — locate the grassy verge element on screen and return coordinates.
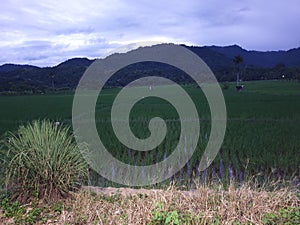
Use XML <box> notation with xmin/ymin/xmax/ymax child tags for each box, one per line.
<box><xmin>1</xmin><ymin>184</ymin><xmax>299</xmax><ymax>224</ymax></box>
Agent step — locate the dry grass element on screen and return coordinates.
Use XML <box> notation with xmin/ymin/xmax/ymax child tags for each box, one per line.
<box><xmin>0</xmin><ymin>183</ymin><xmax>299</xmax><ymax>224</ymax></box>
<box><xmin>29</xmin><ymin>184</ymin><xmax>298</xmax><ymax>225</ymax></box>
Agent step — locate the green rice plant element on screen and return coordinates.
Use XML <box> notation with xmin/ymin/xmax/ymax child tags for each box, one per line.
<box><xmin>1</xmin><ymin>81</ymin><xmax>300</xmax><ymax>188</ymax></box>
<box><xmin>2</xmin><ymin>119</ymin><xmax>88</xmax><ymax>202</ymax></box>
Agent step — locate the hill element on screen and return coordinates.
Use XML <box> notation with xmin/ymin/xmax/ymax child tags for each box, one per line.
<box><xmin>207</xmin><ymin>44</ymin><xmax>300</xmax><ymax>67</ymax></box>
<box><xmin>0</xmin><ymin>44</ymin><xmax>300</xmax><ymax>93</ymax></box>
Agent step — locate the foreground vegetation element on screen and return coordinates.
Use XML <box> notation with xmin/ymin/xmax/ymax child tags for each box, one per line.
<box><xmin>1</xmin><ymin>120</ymin><xmax>87</xmax><ymax>202</ymax></box>
<box><xmin>0</xmin><ymin>80</ymin><xmax>299</xmax><ymax>224</ymax></box>
<box><xmin>0</xmin><ymin>184</ymin><xmax>299</xmax><ymax>224</ymax></box>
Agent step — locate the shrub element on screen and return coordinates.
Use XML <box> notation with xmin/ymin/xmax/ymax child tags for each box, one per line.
<box><xmin>2</xmin><ymin>120</ymin><xmax>88</xmax><ymax>202</ymax></box>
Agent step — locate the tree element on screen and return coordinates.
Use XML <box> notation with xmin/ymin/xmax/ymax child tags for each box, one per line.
<box><xmin>233</xmin><ymin>55</ymin><xmax>243</xmax><ymax>86</ymax></box>
<box><xmin>48</xmin><ymin>71</ymin><xmax>55</xmax><ymax>91</ymax></box>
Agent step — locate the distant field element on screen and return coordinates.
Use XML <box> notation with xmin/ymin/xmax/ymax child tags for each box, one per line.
<box><xmin>0</xmin><ymin>93</ymin><xmax>74</xmax><ymax>135</ymax></box>
<box><xmin>0</xmin><ymin>80</ymin><xmax>299</xmax><ymax>186</ymax></box>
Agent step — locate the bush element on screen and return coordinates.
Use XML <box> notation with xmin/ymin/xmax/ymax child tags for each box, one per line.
<box><xmin>2</xmin><ymin>120</ymin><xmax>88</xmax><ymax>202</ymax></box>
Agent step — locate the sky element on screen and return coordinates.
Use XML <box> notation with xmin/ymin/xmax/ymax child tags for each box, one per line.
<box><xmin>1</xmin><ymin>0</ymin><xmax>300</xmax><ymax>67</ymax></box>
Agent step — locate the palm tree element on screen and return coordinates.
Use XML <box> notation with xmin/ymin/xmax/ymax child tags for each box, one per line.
<box><xmin>233</xmin><ymin>55</ymin><xmax>243</xmax><ymax>86</ymax></box>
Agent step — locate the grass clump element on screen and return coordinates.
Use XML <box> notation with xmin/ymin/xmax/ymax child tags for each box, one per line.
<box><xmin>2</xmin><ymin>119</ymin><xmax>87</xmax><ymax>202</ymax></box>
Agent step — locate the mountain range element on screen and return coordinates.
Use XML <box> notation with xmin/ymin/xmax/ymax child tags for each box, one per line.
<box><xmin>1</xmin><ymin>44</ymin><xmax>299</xmax><ymax>93</ymax></box>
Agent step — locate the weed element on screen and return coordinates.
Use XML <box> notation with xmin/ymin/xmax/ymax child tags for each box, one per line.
<box><xmin>149</xmin><ymin>202</ymin><xmax>196</xmax><ymax>224</ymax></box>
<box><xmin>263</xmin><ymin>206</ymin><xmax>300</xmax><ymax>225</ymax></box>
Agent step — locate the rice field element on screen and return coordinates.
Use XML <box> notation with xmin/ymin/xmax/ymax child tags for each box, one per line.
<box><xmin>0</xmin><ymin>80</ymin><xmax>300</xmax><ymax>187</ymax></box>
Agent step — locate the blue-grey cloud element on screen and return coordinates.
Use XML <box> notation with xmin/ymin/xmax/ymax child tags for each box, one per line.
<box><xmin>0</xmin><ymin>0</ymin><xmax>299</xmax><ymax>66</ymax></box>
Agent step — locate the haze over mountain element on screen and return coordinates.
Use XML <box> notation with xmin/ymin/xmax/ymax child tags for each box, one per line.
<box><xmin>1</xmin><ymin>44</ymin><xmax>300</xmax><ymax>93</ymax></box>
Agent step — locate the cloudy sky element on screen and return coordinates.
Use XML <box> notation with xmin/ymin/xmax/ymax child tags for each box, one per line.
<box><xmin>1</xmin><ymin>0</ymin><xmax>300</xmax><ymax>66</ymax></box>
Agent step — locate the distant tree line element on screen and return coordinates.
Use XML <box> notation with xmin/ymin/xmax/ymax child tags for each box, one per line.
<box><xmin>1</xmin><ymin>44</ymin><xmax>300</xmax><ymax>94</ymax></box>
